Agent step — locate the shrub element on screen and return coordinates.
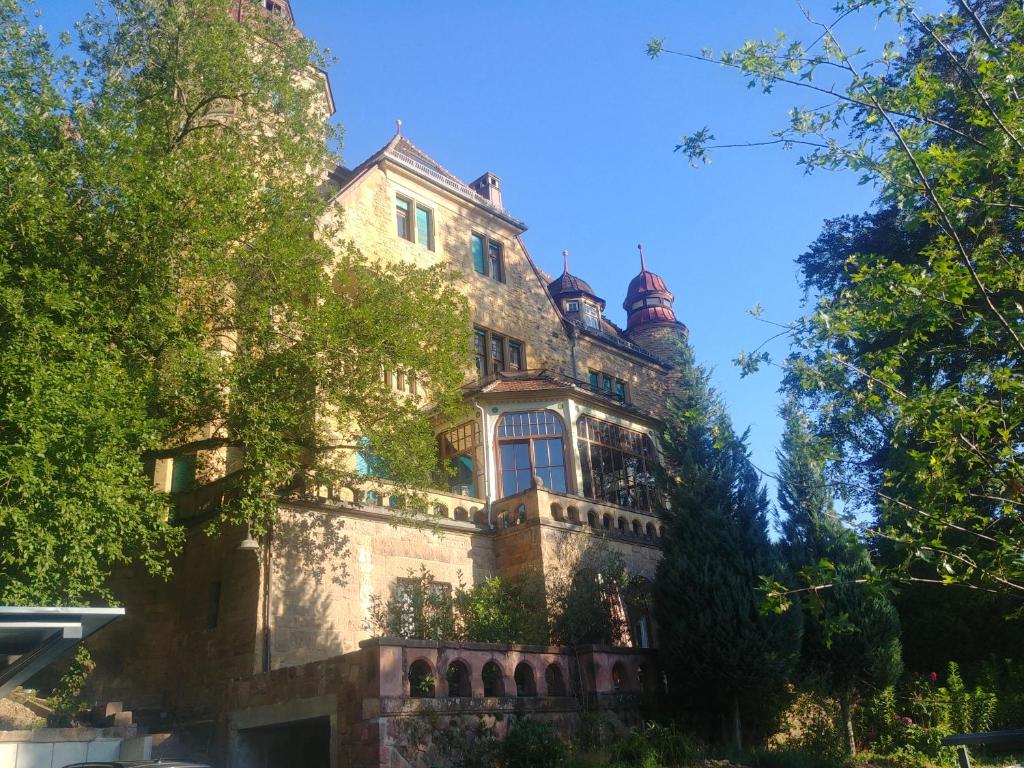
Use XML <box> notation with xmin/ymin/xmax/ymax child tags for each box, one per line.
<box><xmin>748</xmin><ymin>746</ymin><xmax>837</xmax><ymax>768</ymax></box>
<box><xmin>608</xmin><ymin>731</ymin><xmax>660</xmax><ymax>768</ymax></box>
<box><xmin>500</xmin><ymin>719</ymin><xmax>567</xmax><ymax>768</ymax></box>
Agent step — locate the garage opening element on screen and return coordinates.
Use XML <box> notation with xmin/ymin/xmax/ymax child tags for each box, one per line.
<box><xmin>235</xmin><ymin>716</ymin><xmax>331</xmax><ymax>768</ymax></box>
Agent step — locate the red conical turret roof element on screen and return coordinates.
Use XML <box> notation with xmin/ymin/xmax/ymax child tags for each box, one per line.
<box><xmin>623</xmin><ymin>244</ymin><xmax>682</xmax><ymax>331</ymax></box>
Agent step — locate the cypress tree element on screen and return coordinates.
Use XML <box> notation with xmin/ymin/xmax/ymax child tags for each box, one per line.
<box><xmin>655</xmin><ymin>343</ymin><xmax>801</xmax><ymax>750</ymax></box>
<box><xmin>777</xmin><ymin>401</ymin><xmax>903</xmax><ymax>755</ymax></box>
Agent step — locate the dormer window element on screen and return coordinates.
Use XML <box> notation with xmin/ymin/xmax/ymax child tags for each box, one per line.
<box><xmin>581</xmin><ymin>302</ymin><xmax>601</xmax><ymax>330</ymax></box>
<box><xmin>566</xmin><ymin>301</ymin><xmax>580</xmax><ymax>313</ymax></box>
<box><xmin>265</xmin><ymin>0</ymin><xmax>284</xmax><ymax>14</ymax></box>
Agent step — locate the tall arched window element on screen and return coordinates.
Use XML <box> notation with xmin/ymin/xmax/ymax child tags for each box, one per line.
<box><xmin>576</xmin><ymin>415</ymin><xmax>657</xmax><ymax>511</ymax></box>
<box><xmin>496</xmin><ymin>411</ymin><xmax>567</xmax><ymax>497</ymax></box>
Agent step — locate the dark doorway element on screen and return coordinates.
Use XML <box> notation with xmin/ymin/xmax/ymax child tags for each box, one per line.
<box><xmin>236</xmin><ymin>716</ymin><xmax>331</xmax><ymax>768</ymax></box>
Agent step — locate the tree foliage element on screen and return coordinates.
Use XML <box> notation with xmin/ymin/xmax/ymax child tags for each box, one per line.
<box><xmin>364</xmin><ymin>566</ymin><xmax>548</xmax><ymax>645</ymax></box>
<box><xmin>0</xmin><ymin>0</ymin><xmax>469</xmax><ymax>604</ymax></box>
<box><xmin>650</xmin><ymin>0</ymin><xmax>1024</xmax><ymax>602</ymax></box>
<box><xmin>655</xmin><ymin>340</ymin><xmax>802</xmax><ymax>749</ymax></box>
<box><xmin>777</xmin><ymin>401</ymin><xmax>903</xmax><ymax>754</ymax></box>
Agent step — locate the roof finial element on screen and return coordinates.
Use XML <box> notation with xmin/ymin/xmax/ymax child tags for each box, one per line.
<box><xmin>638</xmin><ymin>243</ymin><xmax>647</xmax><ymax>272</ymax></box>
<box><xmin>562</xmin><ymin>249</ymin><xmax>569</xmax><ymax>274</ymax></box>
<box><xmin>395</xmin><ymin>118</ymin><xmax>402</xmax><ymax>136</ymax></box>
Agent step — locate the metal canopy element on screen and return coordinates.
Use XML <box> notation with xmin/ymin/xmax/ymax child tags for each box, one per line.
<box><xmin>0</xmin><ymin>606</ymin><xmax>124</xmax><ymax>698</ymax></box>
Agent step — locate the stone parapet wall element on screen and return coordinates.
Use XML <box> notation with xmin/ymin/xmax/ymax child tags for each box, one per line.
<box><xmin>222</xmin><ymin>638</ymin><xmax>660</xmax><ymax>768</ymax></box>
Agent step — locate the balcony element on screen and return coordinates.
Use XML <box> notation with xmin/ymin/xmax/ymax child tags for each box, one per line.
<box><xmin>296</xmin><ymin>480</ymin><xmax>664</xmax><ymax>544</ymax></box>
<box><xmin>490</xmin><ymin>486</ymin><xmax>664</xmax><ymax>545</ymax></box>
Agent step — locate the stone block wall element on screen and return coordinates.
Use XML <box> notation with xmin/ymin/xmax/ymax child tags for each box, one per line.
<box><xmin>267</xmin><ymin>501</ymin><xmax>496</xmax><ymax>669</ymax></box>
<box><xmin>86</xmin><ymin>523</ymin><xmax>261</xmax><ymax>721</ymax></box>
<box><xmin>222</xmin><ymin>638</ymin><xmax>660</xmax><ymax>768</ymax></box>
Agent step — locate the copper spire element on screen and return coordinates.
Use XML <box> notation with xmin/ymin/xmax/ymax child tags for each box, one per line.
<box><xmin>638</xmin><ymin>243</ymin><xmax>646</xmax><ymax>272</ymax></box>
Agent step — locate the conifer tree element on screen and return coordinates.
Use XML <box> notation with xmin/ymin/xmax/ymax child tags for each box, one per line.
<box><xmin>654</xmin><ymin>341</ymin><xmax>801</xmax><ymax>750</ymax></box>
<box><xmin>777</xmin><ymin>401</ymin><xmax>903</xmax><ymax>755</ymax></box>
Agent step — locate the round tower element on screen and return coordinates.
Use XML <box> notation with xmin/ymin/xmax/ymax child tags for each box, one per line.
<box><xmin>623</xmin><ymin>244</ymin><xmax>688</xmax><ymax>360</ymax></box>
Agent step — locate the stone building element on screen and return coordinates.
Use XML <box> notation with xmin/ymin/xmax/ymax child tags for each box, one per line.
<box><xmin>83</xmin><ymin>2</ymin><xmax>694</xmax><ymax>766</ymax></box>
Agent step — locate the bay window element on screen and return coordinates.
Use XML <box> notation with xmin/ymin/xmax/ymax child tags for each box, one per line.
<box><xmin>577</xmin><ymin>415</ymin><xmax>657</xmax><ymax>511</ymax></box>
<box><xmin>496</xmin><ymin>410</ymin><xmax>567</xmax><ymax>497</ymax></box>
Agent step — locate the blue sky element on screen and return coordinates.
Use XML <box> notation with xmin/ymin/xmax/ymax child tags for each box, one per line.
<box><xmin>33</xmin><ymin>1</ymin><xmax>907</xmax><ymax>510</ymax></box>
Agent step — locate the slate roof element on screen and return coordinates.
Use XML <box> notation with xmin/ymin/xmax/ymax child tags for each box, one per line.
<box><xmin>547</xmin><ymin>271</ymin><xmax>600</xmax><ymax>302</ymax></box>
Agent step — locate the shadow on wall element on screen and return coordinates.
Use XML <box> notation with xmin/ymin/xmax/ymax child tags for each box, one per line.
<box><xmin>270</xmin><ymin>508</ymin><xmax>350</xmax><ymax>667</ymax></box>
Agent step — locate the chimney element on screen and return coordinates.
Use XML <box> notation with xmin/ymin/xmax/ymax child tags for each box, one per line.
<box><xmin>470</xmin><ymin>172</ymin><xmax>503</xmax><ymax>209</ymax></box>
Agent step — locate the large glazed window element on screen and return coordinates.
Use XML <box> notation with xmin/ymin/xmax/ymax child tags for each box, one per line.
<box><xmin>496</xmin><ymin>411</ymin><xmax>567</xmax><ymax>497</ymax></box>
<box><xmin>437</xmin><ymin>420</ymin><xmax>482</xmax><ymax>497</ymax></box>
<box><xmin>577</xmin><ymin>415</ymin><xmax>657</xmax><ymax>511</ymax></box>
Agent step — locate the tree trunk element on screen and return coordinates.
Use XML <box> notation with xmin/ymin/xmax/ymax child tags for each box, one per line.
<box><xmin>732</xmin><ymin>694</ymin><xmax>743</xmax><ymax>753</ymax></box>
<box><xmin>840</xmin><ymin>691</ymin><xmax>857</xmax><ymax>756</ymax></box>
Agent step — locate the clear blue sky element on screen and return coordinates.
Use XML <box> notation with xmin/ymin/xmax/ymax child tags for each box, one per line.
<box><xmin>34</xmin><ymin>1</ymin><xmax>907</xmax><ymax>509</ymax></box>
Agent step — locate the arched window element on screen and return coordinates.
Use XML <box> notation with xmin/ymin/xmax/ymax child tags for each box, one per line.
<box><xmin>409</xmin><ymin>659</ymin><xmax>435</xmax><ymax>698</ymax></box>
<box><xmin>454</xmin><ymin>507</ymin><xmax>468</xmax><ymax>521</ymax></box>
<box><xmin>602</xmin><ymin>513</ymin><xmax>613</xmax><ymax>530</ymax></box>
<box><xmin>567</xmin><ymin>506</ymin><xmax>581</xmax><ymax>525</ymax></box>
<box><xmin>437</xmin><ymin>420</ymin><xmax>482</xmax><ymax>497</ymax></box>
<box><xmin>446</xmin><ymin>661</ymin><xmax>472</xmax><ymax>698</ymax></box>
<box><xmin>587</xmin><ymin>511</ymin><xmax>597</xmax><ymax>527</ymax></box>
<box><xmin>482</xmin><ymin>661</ymin><xmax>505</xmax><ymax>697</ymax></box>
<box><xmin>576</xmin><ymin>416</ymin><xmax>658</xmax><ymax>511</ymax></box>
<box><xmin>545</xmin><ymin>664</ymin><xmax>567</xmax><ymax>696</ymax></box>
<box><xmin>617</xmin><ymin>517</ymin><xmax>628</xmax><ymax>534</ymax></box>
<box><xmin>514</xmin><ymin>662</ymin><xmax>537</xmax><ymax>697</ymax></box>
<box><xmin>550</xmin><ymin>503</ymin><xmax>564</xmax><ymax>521</ymax></box>
<box><xmin>496</xmin><ymin>411</ymin><xmax>567</xmax><ymax>497</ymax></box>
<box><xmin>645</xmin><ymin>522</ymin><xmax>656</xmax><ymax>540</ymax></box>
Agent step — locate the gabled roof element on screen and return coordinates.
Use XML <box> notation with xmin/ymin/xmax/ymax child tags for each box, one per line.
<box><xmin>328</xmin><ymin>132</ymin><xmax>525</xmax><ymax>230</ymax></box>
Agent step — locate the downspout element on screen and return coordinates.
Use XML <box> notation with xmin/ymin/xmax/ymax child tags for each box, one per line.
<box><xmin>261</xmin><ymin>527</ymin><xmax>273</xmax><ymax>673</ymax></box>
<box><xmin>473</xmin><ymin>400</ymin><xmax>494</xmax><ymax>528</ymax></box>
<box><xmin>568</xmin><ymin>324</ymin><xmax>579</xmax><ymax>380</ymax></box>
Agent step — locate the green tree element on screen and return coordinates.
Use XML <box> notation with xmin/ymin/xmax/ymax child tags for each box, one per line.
<box><xmin>547</xmin><ymin>538</ymin><xmax>636</xmax><ymax>647</ymax></box>
<box><xmin>777</xmin><ymin>401</ymin><xmax>903</xmax><ymax>755</ymax></box>
<box><xmin>655</xmin><ymin>344</ymin><xmax>802</xmax><ymax>750</ymax></box>
<box><xmin>0</xmin><ymin>0</ymin><xmax>469</xmax><ymax>604</ymax></box>
<box><xmin>649</xmin><ymin>0</ymin><xmax>1024</xmax><ymax>603</ymax></box>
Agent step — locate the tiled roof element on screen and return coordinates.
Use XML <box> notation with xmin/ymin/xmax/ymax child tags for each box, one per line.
<box><xmin>463</xmin><ymin>370</ymin><xmax>659</xmax><ymax>420</ymax></box>
<box><xmin>481</xmin><ymin>377</ymin><xmax>572</xmax><ymax>394</ymax></box>
<box><xmin>547</xmin><ymin>271</ymin><xmax>599</xmax><ymax>301</ymax></box>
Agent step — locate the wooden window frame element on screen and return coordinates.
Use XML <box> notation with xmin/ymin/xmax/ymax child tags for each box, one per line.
<box><xmin>577</xmin><ymin>415</ymin><xmax>657</xmax><ymax>512</ymax></box>
<box><xmin>473</xmin><ymin>326</ymin><xmax>525</xmax><ymax>378</ymax></box>
<box><xmin>415</xmin><ymin>202</ymin><xmax>434</xmax><ymax>251</ymax></box>
<box><xmin>495</xmin><ymin>410</ymin><xmax>569</xmax><ymax>497</ymax></box>
<box><xmin>471</xmin><ymin>232</ymin><xmax>505</xmax><ymax>282</ymax></box>
<box><xmin>396</xmin><ymin>194</ymin><xmax>434</xmax><ymax>250</ymax></box>
<box><xmin>587</xmin><ymin>369</ymin><xmax>628</xmax><ymax>403</ymax></box>
<box><xmin>396</xmin><ymin>195</ymin><xmax>413</xmax><ymax>242</ymax></box>
<box><xmin>437</xmin><ymin>420</ymin><xmax>482</xmax><ymax>498</ymax></box>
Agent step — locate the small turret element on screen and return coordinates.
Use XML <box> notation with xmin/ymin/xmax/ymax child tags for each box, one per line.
<box><xmin>623</xmin><ymin>244</ymin><xmax>688</xmax><ymax>357</ymax></box>
<box><xmin>548</xmin><ymin>250</ymin><xmax>606</xmax><ymax>331</ymax></box>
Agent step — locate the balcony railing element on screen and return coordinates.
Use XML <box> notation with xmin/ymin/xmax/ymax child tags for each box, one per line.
<box><xmin>491</xmin><ymin>487</ymin><xmax>664</xmax><ymax>545</ymax></box>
